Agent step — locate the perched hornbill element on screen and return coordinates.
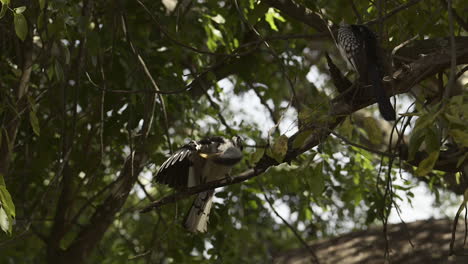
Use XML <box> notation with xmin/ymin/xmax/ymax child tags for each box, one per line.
<box><xmin>155</xmin><ymin>136</ymin><xmax>243</xmax><ymax>233</ymax></box>
<box><xmin>337</xmin><ymin>23</ymin><xmax>396</xmax><ymax>121</ymax></box>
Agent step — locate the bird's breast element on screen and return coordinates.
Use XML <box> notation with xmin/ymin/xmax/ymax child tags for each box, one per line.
<box><xmin>202</xmin><ymin>161</ymin><xmax>233</xmax><ymax>183</ymax></box>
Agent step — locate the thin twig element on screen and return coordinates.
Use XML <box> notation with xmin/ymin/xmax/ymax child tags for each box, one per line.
<box><xmin>99</xmin><ymin>59</ymin><xmax>106</xmax><ymax>161</ymax></box>
<box><xmin>137</xmin><ymin>179</ymin><xmax>155</xmax><ymax>202</ymax></box>
<box><xmin>329</xmin><ymin>130</ymin><xmax>395</xmax><ymax>158</ymax></box>
<box><xmin>121</xmin><ymin>15</ymin><xmax>173</xmax><ymax>152</ymax></box>
<box><xmin>367</xmin><ymin>0</ymin><xmax>424</xmax><ymax>25</ymax></box>
<box><xmin>450</xmin><ymin>199</ymin><xmax>467</xmax><ymax>255</ymax></box>
<box><xmin>260</xmin><ymin>184</ymin><xmax>320</xmax><ymax>264</ymax></box>
<box><xmin>464</xmin><ymin>205</ymin><xmax>467</xmax><ymax>247</ymax></box>
<box><xmin>95</xmin><ymin>87</ymin><xmax>191</xmax><ymax>95</ymax></box>
<box><xmin>136</xmin><ymin>0</ymin><xmax>226</xmax><ymax>56</ymax></box>
<box><xmin>234</xmin><ymin>0</ymin><xmax>300</xmax><ymax>113</ymax></box>
<box><xmin>351</xmin><ymin>0</ymin><xmax>363</xmax><ymax>24</ymax></box>
<box><xmin>455</xmin><ymin>65</ymin><xmax>468</xmax><ymax>80</ymax></box>
<box><xmin>440</xmin><ymin>0</ymin><xmax>468</xmax><ymax>31</ymax></box>
<box><xmin>199</xmin><ymin>84</ymin><xmax>234</xmax><ymax>135</ymax></box>
<box><xmin>248</xmin><ymin>82</ymin><xmax>278</xmax><ymax>125</ymax></box>
<box><xmin>444</xmin><ymin>0</ymin><xmax>457</xmax><ymax>102</ymax></box>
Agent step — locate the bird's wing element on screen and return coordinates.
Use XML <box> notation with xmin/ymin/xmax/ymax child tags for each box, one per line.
<box><xmin>155</xmin><ymin>141</ymin><xmax>199</xmax><ymax>189</ymax></box>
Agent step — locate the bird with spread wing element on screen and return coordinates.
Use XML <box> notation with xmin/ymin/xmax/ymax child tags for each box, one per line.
<box><xmin>155</xmin><ymin>136</ymin><xmax>243</xmax><ymax>233</ymax></box>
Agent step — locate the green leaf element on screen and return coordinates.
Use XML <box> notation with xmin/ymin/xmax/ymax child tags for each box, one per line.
<box><xmin>424</xmin><ymin>127</ymin><xmax>440</xmax><ymax>153</ymax></box>
<box><xmin>0</xmin><ymin>1</ymin><xmax>8</xmax><ymax>19</ymax></box>
<box><xmin>0</xmin><ymin>175</ymin><xmax>15</xmax><ymax>218</ymax></box>
<box><xmin>247</xmin><ymin>1</ymin><xmax>269</xmax><ymax>24</ymax></box>
<box><xmin>39</xmin><ymin>0</ymin><xmax>46</xmax><ymax>10</ymax></box>
<box><xmin>309</xmin><ymin>163</ymin><xmax>324</xmax><ymax>196</ymax></box>
<box><xmin>264</xmin><ymin>8</ymin><xmax>285</xmax><ymax>31</ymax></box>
<box><xmin>248</xmin><ymin>200</ymin><xmax>258</xmax><ymax>209</ymax></box>
<box><xmin>29</xmin><ymin>110</ymin><xmax>40</xmax><ymax>136</ymax></box>
<box><xmin>210</xmin><ymin>14</ymin><xmax>225</xmax><ymax>24</ymax></box>
<box><xmin>37</xmin><ymin>12</ymin><xmax>43</xmax><ymax>31</ymax></box>
<box><xmin>14</xmin><ymin>6</ymin><xmax>26</xmax><ymax>14</ymax></box>
<box><xmin>14</xmin><ymin>13</ymin><xmax>28</xmax><ymax>41</ymax></box>
<box><xmin>0</xmin><ymin>207</ymin><xmax>11</xmax><ymax>234</ymax></box>
<box><xmin>54</xmin><ymin>61</ymin><xmax>64</xmax><ymax>81</ymax></box>
<box><xmin>340</xmin><ymin>117</ymin><xmax>353</xmax><ymax>139</ymax></box>
<box><xmin>415</xmin><ymin>151</ymin><xmax>440</xmax><ymax>176</ymax></box>
<box><xmin>269</xmin><ymin>135</ymin><xmax>288</xmax><ymax>163</ymax></box>
<box><xmin>251</xmin><ymin>147</ymin><xmax>265</xmax><ymax>164</ymax></box>
<box><xmin>449</xmin><ymin>129</ymin><xmax>468</xmax><ymax>147</ymax></box>
<box><xmin>62</xmin><ymin>45</ymin><xmax>71</xmax><ymax>65</ymax></box>
<box><xmin>413</xmin><ymin>110</ymin><xmax>441</xmax><ymax>134</ymax></box>
<box><xmin>292</xmin><ymin>130</ymin><xmax>312</xmax><ymax>149</ymax></box>
<box><xmin>408</xmin><ymin>128</ymin><xmax>425</xmax><ymax>161</ymax></box>
<box><xmin>249</xmin><ymin>0</ymin><xmax>256</xmax><ymax>9</ymax></box>
<box><xmin>362</xmin><ymin>117</ymin><xmax>382</xmax><ymax>145</ymax></box>
<box><xmin>444</xmin><ymin>113</ymin><xmax>466</xmax><ymax>126</ymax></box>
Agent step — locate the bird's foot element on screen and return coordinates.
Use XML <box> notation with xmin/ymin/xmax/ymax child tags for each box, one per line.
<box><xmin>224</xmin><ymin>174</ymin><xmax>233</xmax><ymax>183</ymax></box>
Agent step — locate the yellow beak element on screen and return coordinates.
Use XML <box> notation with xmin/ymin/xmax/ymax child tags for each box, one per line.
<box><xmin>199</xmin><ymin>153</ymin><xmax>221</xmax><ymax>159</ymax></box>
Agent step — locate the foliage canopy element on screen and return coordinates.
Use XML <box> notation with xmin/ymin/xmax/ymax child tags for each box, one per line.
<box><xmin>0</xmin><ymin>0</ymin><xmax>467</xmax><ymax>263</ymax></box>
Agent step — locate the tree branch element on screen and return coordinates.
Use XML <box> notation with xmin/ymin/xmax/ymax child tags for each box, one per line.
<box><xmin>0</xmin><ymin>42</ymin><xmax>33</xmax><ymax>176</ymax></box>
<box><xmin>141</xmin><ymin>36</ymin><xmax>468</xmax><ymax>212</ymax></box>
<box><xmin>263</xmin><ymin>0</ymin><xmax>329</xmax><ymax>33</ymax></box>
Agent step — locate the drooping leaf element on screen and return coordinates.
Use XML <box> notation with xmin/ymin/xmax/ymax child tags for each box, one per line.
<box><xmin>424</xmin><ymin>127</ymin><xmax>440</xmax><ymax>153</ymax></box>
<box><xmin>309</xmin><ymin>162</ymin><xmax>324</xmax><ymax>196</ymax></box>
<box><xmin>14</xmin><ymin>13</ymin><xmax>28</xmax><ymax>41</ymax></box>
<box><xmin>413</xmin><ymin>110</ymin><xmax>441</xmax><ymax>134</ymax></box>
<box><xmin>339</xmin><ymin>117</ymin><xmax>353</xmax><ymax>139</ymax></box>
<box><xmin>415</xmin><ymin>151</ymin><xmax>440</xmax><ymax>177</ymax></box>
<box><xmin>269</xmin><ymin>135</ymin><xmax>288</xmax><ymax>163</ymax></box>
<box><xmin>362</xmin><ymin>116</ymin><xmax>382</xmax><ymax>145</ymax></box>
<box><xmin>264</xmin><ymin>8</ymin><xmax>285</xmax><ymax>31</ymax></box>
<box><xmin>408</xmin><ymin>128</ymin><xmax>426</xmax><ymax>161</ymax></box>
<box><xmin>0</xmin><ymin>174</ymin><xmax>15</xmax><ymax>219</ymax></box>
<box><xmin>29</xmin><ymin>110</ymin><xmax>40</xmax><ymax>136</ymax></box>
<box><xmin>292</xmin><ymin>130</ymin><xmax>313</xmax><ymax>149</ymax></box>
<box><xmin>14</xmin><ymin>6</ymin><xmax>26</xmax><ymax>14</ymax></box>
<box><xmin>0</xmin><ymin>0</ymin><xmax>8</xmax><ymax>19</ymax></box>
<box><xmin>0</xmin><ymin>207</ymin><xmax>11</xmax><ymax>234</ymax></box>
<box><xmin>449</xmin><ymin>129</ymin><xmax>468</xmax><ymax>147</ymax></box>
<box><xmin>0</xmin><ymin>173</ymin><xmax>15</xmax><ymax>234</ymax></box>
<box><xmin>54</xmin><ymin>61</ymin><xmax>64</xmax><ymax>81</ymax></box>
<box><xmin>251</xmin><ymin>147</ymin><xmax>265</xmax><ymax>164</ymax></box>
<box><xmin>39</xmin><ymin>0</ymin><xmax>45</xmax><ymax>10</ymax></box>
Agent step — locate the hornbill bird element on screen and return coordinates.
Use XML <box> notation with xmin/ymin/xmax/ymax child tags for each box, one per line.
<box><xmin>337</xmin><ymin>23</ymin><xmax>396</xmax><ymax>121</ymax></box>
<box><xmin>155</xmin><ymin>136</ymin><xmax>243</xmax><ymax>233</ymax></box>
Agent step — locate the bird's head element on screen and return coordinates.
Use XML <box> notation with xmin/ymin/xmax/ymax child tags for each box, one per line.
<box><xmin>199</xmin><ymin>136</ymin><xmax>243</xmax><ymax>166</ymax></box>
<box><xmin>231</xmin><ymin>136</ymin><xmax>243</xmax><ymax>151</ymax></box>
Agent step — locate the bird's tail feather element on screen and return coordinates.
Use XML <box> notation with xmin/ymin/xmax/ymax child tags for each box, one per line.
<box><xmin>369</xmin><ymin>67</ymin><xmax>396</xmax><ymax>121</ymax></box>
<box><xmin>184</xmin><ymin>190</ymin><xmax>214</xmax><ymax>233</ymax></box>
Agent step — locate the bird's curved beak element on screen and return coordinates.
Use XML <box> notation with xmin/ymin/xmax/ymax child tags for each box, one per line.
<box><xmin>212</xmin><ymin>147</ymin><xmax>243</xmax><ymax>165</ymax></box>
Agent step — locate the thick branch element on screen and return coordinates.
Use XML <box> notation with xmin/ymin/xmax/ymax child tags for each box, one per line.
<box><xmin>60</xmin><ymin>151</ymin><xmax>147</xmax><ymax>263</ymax></box>
<box><xmin>141</xmin><ymin>37</ymin><xmax>468</xmax><ymax>212</ymax></box>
